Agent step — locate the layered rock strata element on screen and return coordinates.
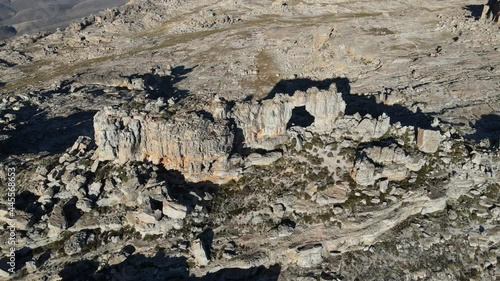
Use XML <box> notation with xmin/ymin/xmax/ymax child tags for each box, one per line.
<box><xmin>93</xmin><ymin>86</ymin><xmax>347</xmax><ymax>181</ymax></box>
<box><xmin>94</xmin><ymin>107</ymin><xmax>235</xmax><ymax>182</ymax></box>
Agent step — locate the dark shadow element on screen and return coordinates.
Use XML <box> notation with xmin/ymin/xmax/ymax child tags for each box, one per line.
<box><xmin>0</xmin><ymin>26</ymin><xmax>17</xmax><ymax>41</ymax></box>
<box><xmin>192</xmin><ymin>110</ymin><xmax>215</xmax><ymax>122</ymax></box>
<box><xmin>230</xmin><ymin>126</ymin><xmax>245</xmax><ymax>156</ymax></box>
<box><xmin>286</xmin><ymin>106</ymin><xmax>315</xmax><ymax>129</ymax></box>
<box><xmin>0</xmin><ymin>247</ymin><xmax>33</xmax><ymax>273</ymax></box>
<box><xmin>0</xmin><ymin>82</ymin><xmax>5</xmax><ymax>88</ymax></box>
<box><xmin>196</xmin><ymin>264</ymin><xmax>281</xmax><ymax>281</ymax></box>
<box><xmin>0</xmin><ymin>58</ymin><xmax>16</xmax><ymax>67</ymax></box>
<box><xmin>36</xmin><ymin>249</ymin><xmax>52</xmax><ymax>268</ymax></box>
<box><xmin>279</xmin><ymin>218</ymin><xmax>296</xmax><ymax>229</ymax></box>
<box><xmin>265</xmin><ymin>78</ymin><xmax>434</xmax><ymax>129</ymax></box>
<box><xmin>264</xmin><ymin>78</ymin><xmax>338</xmax><ymax>100</ymax></box>
<box><xmin>126</xmin><ymin>65</ymin><xmax>195</xmax><ymax>100</ymax></box>
<box><xmin>198</xmin><ymin>229</ymin><xmax>214</xmax><ymax>260</ymax></box>
<box><xmin>120</xmin><ymin>245</ymin><xmax>136</xmax><ymax>257</ymax></box>
<box><xmin>0</xmin><ymin>103</ymin><xmax>96</xmax><ymax>159</ymax></box>
<box><xmin>464</xmin><ymin>5</ymin><xmax>485</xmax><ymax>19</ymax></box>
<box><xmin>466</xmin><ymin>114</ymin><xmax>500</xmax><ymax>148</ymax></box>
<box><xmin>59</xmin><ymin>247</ymin><xmax>281</xmax><ymax>281</ymax></box>
<box><xmin>15</xmin><ymin>190</ymin><xmax>45</xmax><ymax>227</ymax></box>
<box><xmin>63</xmin><ymin>197</ymin><xmax>83</xmax><ymax>228</ymax></box>
<box><xmin>149</xmin><ymin>197</ymin><xmax>163</xmax><ymax>212</ymax></box>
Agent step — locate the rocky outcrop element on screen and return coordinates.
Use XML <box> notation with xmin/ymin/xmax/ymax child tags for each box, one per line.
<box><xmin>232</xmin><ymin>86</ymin><xmax>346</xmax><ymax>149</ymax></box>
<box><xmin>94</xmin><ymin>87</ymin><xmax>346</xmax><ymax>181</ymax></box>
<box><xmin>417</xmin><ymin>128</ymin><xmax>442</xmax><ymax>154</ymax></box>
<box><xmin>94</xmin><ymin>107</ymin><xmax>235</xmax><ymax>182</ymax></box>
<box><xmin>191</xmin><ymin>238</ymin><xmax>210</xmax><ymax>266</ymax></box>
<box><xmin>332</xmin><ymin>113</ymin><xmax>391</xmax><ymax>142</ymax></box>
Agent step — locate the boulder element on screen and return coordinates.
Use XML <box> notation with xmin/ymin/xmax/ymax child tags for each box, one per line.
<box><xmin>351</xmin><ymin>159</ymin><xmax>376</xmax><ymax>186</ymax></box>
<box><xmin>296</xmin><ymin>243</ymin><xmax>323</xmax><ymax>268</ymax></box>
<box><xmin>191</xmin><ymin>238</ymin><xmax>209</xmax><ymax>266</ymax></box>
<box><xmin>47</xmin><ymin>205</ymin><xmax>66</xmax><ymax>238</ymax></box>
<box><xmin>64</xmin><ymin>231</ymin><xmax>96</xmax><ymax>255</ymax></box>
<box><xmin>244</xmin><ymin>151</ymin><xmax>283</xmax><ymax>167</ymax></box>
<box><xmin>417</xmin><ymin>128</ymin><xmax>441</xmax><ymax>153</ymax></box>
<box><xmin>162</xmin><ymin>199</ymin><xmax>188</xmax><ymax>219</ymax></box>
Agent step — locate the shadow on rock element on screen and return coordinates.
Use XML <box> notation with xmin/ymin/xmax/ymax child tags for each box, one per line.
<box><xmin>196</xmin><ymin>264</ymin><xmax>281</xmax><ymax>281</ymax></box>
<box><xmin>265</xmin><ymin>78</ymin><xmax>434</xmax><ymax>129</ymax></box>
<box><xmin>0</xmin><ymin>103</ymin><xmax>97</xmax><ymax>159</ymax></box>
<box><xmin>0</xmin><ymin>247</ymin><xmax>33</xmax><ymax>273</ymax></box>
<box><xmin>59</xmin><ymin>247</ymin><xmax>281</xmax><ymax>281</ymax></box>
<box><xmin>466</xmin><ymin>114</ymin><xmax>500</xmax><ymax>148</ymax></box>
<box><xmin>464</xmin><ymin>4</ymin><xmax>485</xmax><ymax>19</ymax></box>
<box><xmin>59</xmin><ymin>260</ymin><xmax>100</xmax><ymax>281</ymax></box>
<box><xmin>127</xmin><ymin>65</ymin><xmax>195</xmax><ymax>100</ymax></box>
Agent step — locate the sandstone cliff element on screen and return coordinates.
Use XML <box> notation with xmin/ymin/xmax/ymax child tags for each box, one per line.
<box><xmin>232</xmin><ymin>86</ymin><xmax>346</xmax><ymax>149</ymax></box>
<box><xmin>93</xmin><ymin>86</ymin><xmax>347</xmax><ymax>181</ymax></box>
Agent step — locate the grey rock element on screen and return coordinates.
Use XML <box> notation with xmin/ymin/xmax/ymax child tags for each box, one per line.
<box><xmin>417</xmin><ymin>128</ymin><xmax>442</xmax><ymax>154</ymax></box>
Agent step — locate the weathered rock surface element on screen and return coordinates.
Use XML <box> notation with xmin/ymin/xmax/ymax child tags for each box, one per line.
<box><xmin>232</xmin><ymin>86</ymin><xmax>345</xmax><ymax>149</ymax></box>
<box><xmin>191</xmin><ymin>239</ymin><xmax>210</xmax><ymax>266</ymax></box>
<box><xmin>1</xmin><ymin>0</ymin><xmax>500</xmax><ymax>280</ymax></box>
<box><xmin>417</xmin><ymin>128</ymin><xmax>442</xmax><ymax>154</ymax></box>
<box><xmin>94</xmin><ymin>107</ymin><xmax>235</xmax><ymax>182</ymax></box>
<box><xmin>351</xmin><ymin>144</ymin><xmax>426</xmax><ymax>185</ymax></box>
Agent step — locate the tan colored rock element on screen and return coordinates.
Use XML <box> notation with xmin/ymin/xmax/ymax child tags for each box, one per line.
<box><xmin>417</xmin><ymin>128</ymin><xmax>441</xmax><ymax>154</ymax></box>
<box><xmin>191</xmin><ymin>239</ymin><xmax>209</xmax><ymax>266</ymax></box>
<box><xmin>162</xmin><ymin>199</ymin><xmax>188</xmax><ymax>219</ymax></box>
<box><xmin>351</xmin><ymin>159</ymin><xmax>376</xmax><ymax>186</ymax></box>
<box><xmin>232</xmin><ymin>86</ymin><xmax>345</xmax><ymax>148</ymax></box>
<box><xmin>94</xmin><ymin>107</ymin><xmax>235</xmax><ymax>182</ymax></box>
<box><xmin>244</xmin><ymin>151</ymin><xmax>283</xmax><ymax>167</ymax></box>
<box><xmin>47</xmin><ymin>205</ymin><xmax>66</xmax><ymax>238</ymax></box>
<box><xmin>295</xmin><ymin>243</ymin><xmax>324</xmax><ymax>268</ymax></box>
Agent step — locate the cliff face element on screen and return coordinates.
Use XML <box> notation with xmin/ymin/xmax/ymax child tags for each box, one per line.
<box><xmin>94</xmin><ymin>107</ymin><xmax>235</xmax><ymax>182</ymax></box>
<box><xmin>232</xmin><ymin>86</ymin><xmax>346</xmax><ymax>149</ymax></box>
<box><xmin>93</xmin><ymin>86</ymin><xmax>346</xmax><ymax>181</ymax></box>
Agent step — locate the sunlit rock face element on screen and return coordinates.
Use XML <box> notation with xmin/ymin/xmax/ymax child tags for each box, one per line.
<box><xmin>94</xmin><ymin>107</ymin><xmax>235</xmax><ymax>182</ymax></box>
<box><xmin>232</xmin><ymin>86</ymin><xmax>346</xmax><ymax>149</ymax></box>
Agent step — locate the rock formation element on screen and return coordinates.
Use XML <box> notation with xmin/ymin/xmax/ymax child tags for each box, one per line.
<box><xmin>232</xmin><ymin>86</ymin><xmax>346</xmax><ymax>149</ymax></box>
<box><xmin>93</xmin><ymin>86</ymin><xmax>346</xmax><ymax>181</ymax></box>
<box><xmin>94</xmin><ymin>107</ymin><xmax>235</xmax><ymax>182</ymax></box>
<box><xmin>417</xmin><ymin>128</ymin><xmax>442</xmax><ymax>154</ymax></box>
<box><xmin>1</xmin><ymin>0</ymin><xmax>500</xmax><ymax>280</ymax></box>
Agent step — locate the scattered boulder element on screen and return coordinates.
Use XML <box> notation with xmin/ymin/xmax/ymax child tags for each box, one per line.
<box><xmin>351</xmin><ymin>144</ymin><xmax>425</xmax><ymax>185</ymax></box>
<box><xmin>417</xmin><ymin>128</ymin><xmax>441</xmax><ymax>153</ymax></box>
<box><xmin>162</xmin><ymin>199</ymin><xmax>188</xmax><ymax>219</ymax></box>
<box><xmin>244</xmin><ymin>151</ymin><xmax>283</xmax><ymax>167</ymax></box>
<box><xmin>351</xmin><ymin>159</ymin><xmax>376</xmax><ymax>186</ymax></box>
<box><xmin>47</xmin><ymin>205</ymin><xmax>66</xmax><ymax>238</ymax></box>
